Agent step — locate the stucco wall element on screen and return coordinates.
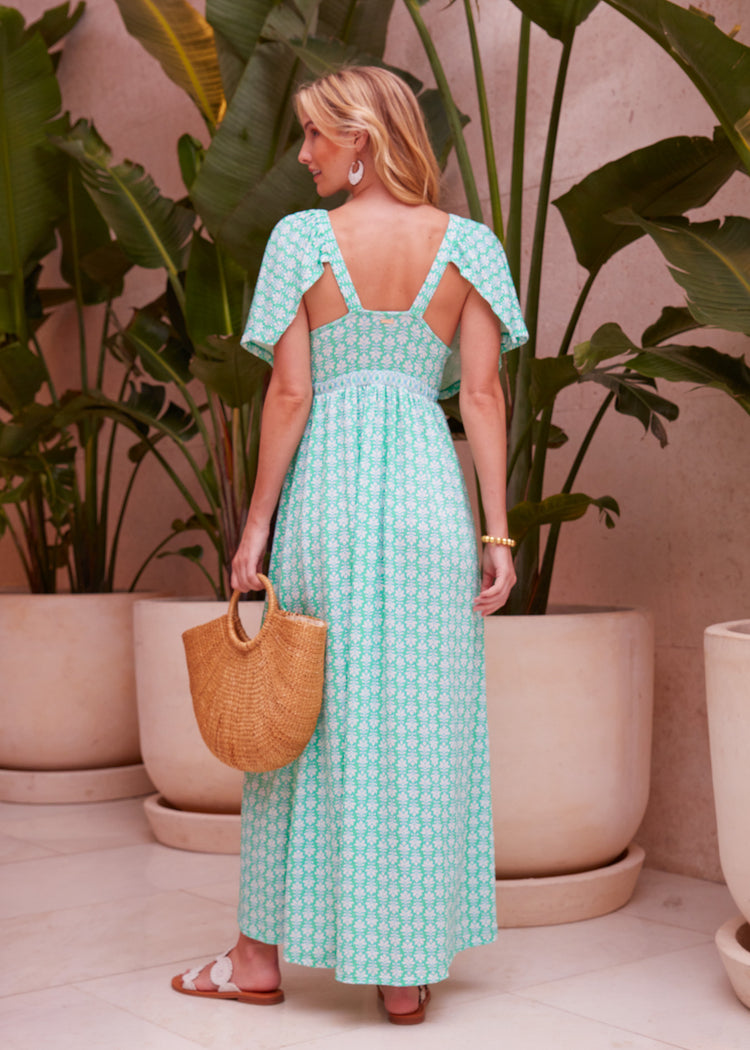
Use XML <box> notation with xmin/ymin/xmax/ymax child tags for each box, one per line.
<box><xmin>5</xmin><ymin>0</ymin><xmax>750</xmax><ymax>881</ymax></box>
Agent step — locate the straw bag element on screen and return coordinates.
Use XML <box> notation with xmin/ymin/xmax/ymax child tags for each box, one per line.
<box><xmin>182</xmin><ymin>574</ymin><xmax>327</xmax><ymax>772</ymax></box>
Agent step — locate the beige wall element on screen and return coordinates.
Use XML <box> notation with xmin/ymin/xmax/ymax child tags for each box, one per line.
<box><xmin>6</xmin><ymin>1</ymin><xmax>750</xmax><ymax>880</ymax></box>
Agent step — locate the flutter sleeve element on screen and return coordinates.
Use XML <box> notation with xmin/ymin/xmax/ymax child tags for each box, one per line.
<box><xmin>240</xmin><ymin>211</ymin><xmax>325</xmax><ymax>364</ymax></box>
<box><xmin>439</xmin><ymin>217</ymin><xmax>529</xmax><ymax>399</ymax></box>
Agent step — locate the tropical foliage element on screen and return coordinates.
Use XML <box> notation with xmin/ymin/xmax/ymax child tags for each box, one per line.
<box><xmin>53</xmin><ymin>0</ymin><xmax>463</xmax><ymax>597</ymax></box>
<box><xmin>0</xmin><ymin>2</ymin><xmax>145</xmax><ymax>593</ymax></box>
<box><xmin>405</xmin><ymin>0</ymin><xmax>750</xmax><ymax>613</ymax></box>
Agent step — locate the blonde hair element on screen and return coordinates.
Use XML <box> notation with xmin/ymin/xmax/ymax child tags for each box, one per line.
<box><xmin>294</xmin><ymin>66</ymin><xmax>440</xmax><ymax>206</ymax></box>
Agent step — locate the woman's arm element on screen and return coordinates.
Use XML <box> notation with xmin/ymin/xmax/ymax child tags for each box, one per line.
<box><xmin>231</xmin><ymin>302</ymin><xmax>313</xmax><ymax>591</ymax></box>
<box><xmin>458</xmin><ymin>287</ymin><xmax>516</xmax><ymax>615</ymax></box>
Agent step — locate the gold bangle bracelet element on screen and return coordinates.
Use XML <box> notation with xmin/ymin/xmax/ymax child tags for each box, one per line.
<box><xmin>481</xmin><ymin>535</ymin><xmax>516</xmax><ymax>548</ymax></box>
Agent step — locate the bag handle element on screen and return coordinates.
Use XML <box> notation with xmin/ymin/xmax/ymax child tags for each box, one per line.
<box><xmin>227</xmin><ymin>574</ymin><xmax>278</xmax><ymax>649</ymax></box>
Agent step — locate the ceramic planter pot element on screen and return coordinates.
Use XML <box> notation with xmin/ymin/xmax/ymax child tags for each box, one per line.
<box><xmin>133</xmin><ymin>597</ymin><xmax>265</xmax><ymax>852</ymax></box>
<box><xmin>0</xmin><ymin>592</ymin><xmax>155</xmax><ymax>802</ymax></box>
<box><xmin>486</xmin><ymin>606</ymin><xmax>654</xmax><ymax>925</ymax></box>
<box><xmin>705</xmin><ymin>620</ymin><xmax>750</xmax><ymax>1008</ymax></box>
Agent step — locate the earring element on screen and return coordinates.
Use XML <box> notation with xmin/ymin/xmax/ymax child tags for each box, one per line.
<box><xmin>348</xmin><ymin>159</ymin><xmax>364</xmax><ymax>186</ymax></box>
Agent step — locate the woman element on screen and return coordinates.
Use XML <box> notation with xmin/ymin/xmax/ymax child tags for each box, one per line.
<box><xmin>172</xmin><ymin>66</ymin><xmax>528</xmax><ymax>1025</ymax></box>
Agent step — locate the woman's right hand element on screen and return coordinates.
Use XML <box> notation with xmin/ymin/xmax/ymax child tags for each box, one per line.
<box><xmin>473</xmin><ymin>544</ymin><xmax>516</xmax><ymax>616</ymax></box>
<box><xmin>230</xmin><ymin>519</ymin><xmax>270</xmax><ymax>592</ymax></box>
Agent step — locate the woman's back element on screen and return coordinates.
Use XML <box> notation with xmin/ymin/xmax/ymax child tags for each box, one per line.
<box><xmin>304</xmin><ymin>202</ymin><xmax>472</xmax><ymax>348</ymax></box>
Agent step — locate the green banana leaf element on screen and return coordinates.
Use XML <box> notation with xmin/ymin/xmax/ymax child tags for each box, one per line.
<box><xmin>529</xmin><ymin>356</ymin><xmax>579</xmax><ymax>411</ymax></box>
<box><xmin>508</xmin><ymin>492</ymin><xmax>619</xmax><ymax>543</ymax></box>
<box><xmin>113</xmin><ymin>0</ymin><xmax>225</xmax><ymax>130</ymax></box>
<box><xmin>56</xmin><ymin>120</ymin><xmax>195</xmax><ymax>293</ymax></box>
<box><xmin>120</xmin><ymin>307</ymin><xmax>193</xmax><ymax>385</ymax></box>
<box><xmin>0</xmin><ymin>343</ymin><xmax>47</xmax><ymax>414</ymax></box>
<box><xmin>641</xmin><ymin>305</ymin><xmax>704</xmax><ymax>346</ymax></box>
<box><xmin>509</xmin><ymin>0</ymin><xmax>599</xmax><ymax>41</ymax></box>
<box><xmin>604</xmin><ymin>0</ymin><xmax>750</xmax><ymax>173</ymax></box>
<box><xmin>611</xmin><ymin>211</ymin><xmax>750</xmax><ymax>334</ymax></box>
<box><xmin>318</xmin><ymin>0</ymin><xmax>395</xmax><ymax>52</ymax></box>
<box><xmin>554</xmin><ymin>129</ymin><xmax>741</xmax><ymax>276</ymax></box>
<box><xmin>190</xmin><ymin>335</ymin><xmax>270</xmax><ymax>407</ymax></box>
<box><xmin>184</xmin><ymin>232</ymin><xmax>246</xmax><ymax>346</ymax></box>
<box><xmin>576</xmin><ymin>322</ymin><xmax>750</xmax><ymax>415</ymax></box>
<box><xmin>58</xmin><ymin>156</ymin><xmax>125</xmax><ymax>304</ymax></box>
<box><xmin>206</xmin><ymin>0</ymin><xmax>281</xmax><ymax>62</ymax></box>
<box><xmin>190</xmin><ymin>41</ymin><xmax>320</xmax><ymax>271</ymax></box>
<box><xmin>0</xmin><ymin>8</ymin><xmax>67</xmax><ymax>337</ymax></box>
<box><xmin>27</xmin><ymin>1</ymin><xmax>85</xmax><ymax>50</ymax></box>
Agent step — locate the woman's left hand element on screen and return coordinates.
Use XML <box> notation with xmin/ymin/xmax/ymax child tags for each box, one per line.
<box><xmin>473</xmin><ymin>544</ymin><xmax>516</xmax><ymax>616</ymax></box>
<box><xmin>230</xmin><ymin>519</ymin><xmax>270</xmax><ymax>592</ymax></box>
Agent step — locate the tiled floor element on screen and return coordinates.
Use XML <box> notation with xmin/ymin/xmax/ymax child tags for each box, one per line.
<box><xmin>1</xmin><ymin>797</ymin><xmax>747</xmax><ymax>1049</ymax></box>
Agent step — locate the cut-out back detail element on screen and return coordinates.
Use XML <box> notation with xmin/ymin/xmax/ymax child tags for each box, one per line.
<box><xmin>324</xmin><ymin>212</ymin><xmax>452</xmax><ymax>317</ymax></box>
<box><xmin>241</xmin><ymin>209</ymin><xmax>528</xmax><ymax>399</ymax></box>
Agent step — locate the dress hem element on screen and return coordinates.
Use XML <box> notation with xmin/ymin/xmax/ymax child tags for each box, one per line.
<box><xmin>237</xmin><ymin>926</ymin><xmax>499</xmax><ymax>987</ymax></box>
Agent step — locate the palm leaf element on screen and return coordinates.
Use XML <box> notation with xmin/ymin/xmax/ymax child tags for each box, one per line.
<box><xmin>611</xmin><ymin>211</ymin><xmax>750</xmax><ymax>334</ymax></box>
<box><xmin>509</xmin><ymin>0</ymin><xmax>600</xmax><ymax>41</ymax></box>
<box><xmin>58</xmin><ymin>156</ymin><xmax>125</xmax><ymax>304</ymax></box>
<box><xmin>190</xmin><ymin>42</ymin><xmax>319</xmax><ymax>272</ymax></box>
<box><xmin>113</xmin><ymin>0</ymin><xmax>225</xmax><ymax>130</ymax></box>
<box><xmin>604</xmin><ymin>0</ymin><xmax>750</xmax><ymax>172</ymax></box>
<box><xmin>630</xmin><ymin>346</ymin><xmax>750</xmax><ymax>415</ymax></box>
<box><xmin>318</xmin><ymin>0</ymin><xmax>396</xmax><ymax>52</ymax></box>
<box><xmin>0</xmin><ymin>8</ymin><xmax>66</xmax><ymax>338</ymax></box>
<box><xmin>554</xmin><ymin>129</ymin><xmax>741</xmax><ymax>276</ymax></box>
<box><xmin>576</xmin><ymin>321</ymin><xmax>750</xmax><ymax>416</ymax></box>
<box><xmin>26</xmin><ymin>1</ymin><xmax>85</xmax><ymax>50</ymax></box>
<box><xmin>191</xmin><ymin>335</ymin><xmax>270</xmax><ymax>407</ymax></box>
<box><xmin>508</xmin><ymin>492</ymin><xmax>619</xmax><ymax>542</ymax></box>
<box><xmin>184</xmin><ymin>232</ymin><xmax>246</xmax><ymax>346</ymax></box>
<box><xmin>205</xmin><ymin>0</ymin><xmax>278</xmax><ymax>62</ymax></box>
<box><xmin>56</xmin><ymin>120</ymin><xmax>194</xmax><ymax>298</ymax></box>
<box><xmin>641</xmin><ymin>305</ymin><xmax>704</xmax><ymax>346</ymax></box>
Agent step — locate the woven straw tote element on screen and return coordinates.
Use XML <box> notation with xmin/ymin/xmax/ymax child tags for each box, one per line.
<box><xmin>182</xmin><ymin>575</ymin><xmax>327</xmax><ymax>772</ymax></box>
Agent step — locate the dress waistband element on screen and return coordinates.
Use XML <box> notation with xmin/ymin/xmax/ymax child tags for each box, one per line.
<box><xmin>313</xmin><ymin>369</ymin><xmax>438</xmax><ymax>402</ymax></box>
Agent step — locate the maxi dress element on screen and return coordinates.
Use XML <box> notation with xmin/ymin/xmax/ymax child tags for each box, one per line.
<box><xmin>239</xmin><ymin>209</ymin><xmax>528</xmax><ymax>987</ymax></box>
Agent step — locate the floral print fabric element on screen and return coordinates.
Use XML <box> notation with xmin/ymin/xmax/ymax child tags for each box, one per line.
<box><xmin>238</xmin><ymin>210</ymin><xmax>527</xmax><ymax>986</ymax></box>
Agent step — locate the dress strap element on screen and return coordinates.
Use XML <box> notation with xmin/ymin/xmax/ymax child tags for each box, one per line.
<box><xmin>410</xmin><ymin>215</ymin><xmax>454</xmax><ymax>316</ymax></box>
<box><xmin>323</xmin><ymin>214</ymin><xmax>363</xmax><ymax>311</ymax></box>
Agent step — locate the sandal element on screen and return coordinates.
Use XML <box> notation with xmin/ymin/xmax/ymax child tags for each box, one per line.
<box><xmin>377</xmin><ymin>984</ymin><xmax>431</xmax><ymax>1025</ymax></box>
<box><xmin>171</xmin><ymin>949</ymin><xmax>284</xmax><ymax>1005</ymax></box>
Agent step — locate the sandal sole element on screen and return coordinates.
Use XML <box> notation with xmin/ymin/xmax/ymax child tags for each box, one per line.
<box><xmin>171</xmin><ymin>975</ymin><xmax>284</xmax><ymax>1005</ymax></box>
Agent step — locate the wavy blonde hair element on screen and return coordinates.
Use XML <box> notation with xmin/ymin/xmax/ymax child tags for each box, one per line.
<box><xmin>294</xmin><ymin>66</ymin><xmax>440</xmax><ymax>206</ymax></box>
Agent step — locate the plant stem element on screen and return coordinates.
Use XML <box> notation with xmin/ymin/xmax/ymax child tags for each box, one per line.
<box><xmin>558</xmin><ymin>270</ymin><xmax>597</xmax><ymax>358</ymax></box>
<box><xmin>463</xmin><ymin>0</ymin><xmax>503</xmax><ymax>238</ymax></box>
<box><xmin>506</xmin><ymin>13</ymin><xmax>530</xmax><ymax>292</ymax></box>
<box><xmin>531</xmin><ymin>391</ymin><xmax>615</xmax><ymax>613</ymax></box>
<box><xmin>402</xmin><ymin>0</ymin><xmax>484</xmax><ymax>221</ymax></box>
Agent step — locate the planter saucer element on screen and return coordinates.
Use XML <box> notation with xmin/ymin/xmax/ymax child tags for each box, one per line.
<box><xmin>0</xmin><ymin>763</ymin><xmax>154</xmax><ymax>804</ymax></box>
<box><xmin>143</xmin><ymin>793</ymin><xmax>241</xmax><ymax>853</ymax></box>
<box><xmin>716</xmin><ymin>915</ymin><xmax>750</xmax><ymax>1010</ymax></box>
<box><xmin>496</xmin><ymin>842</ymin><xmax>645</xmax><ymax>927</ymax></box>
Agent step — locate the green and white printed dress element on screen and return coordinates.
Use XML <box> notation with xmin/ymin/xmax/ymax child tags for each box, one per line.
<box><xmin>239</xmin><ymin>209</ymin><xmax>528</xmax><ymax>986</ymax></box>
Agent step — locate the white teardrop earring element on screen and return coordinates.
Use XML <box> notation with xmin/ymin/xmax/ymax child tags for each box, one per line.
<box><xmin>348</xmin><ymin>159</ymin><xmax>364</xmax><ymax>186</ymax></box>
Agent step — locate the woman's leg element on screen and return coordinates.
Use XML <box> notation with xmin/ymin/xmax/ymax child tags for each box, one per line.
<box><xmin>378</xmin><ymin>985</ymin><xmax>422</xmax><ymax>1013</ymax></box>
<box><xmin>181</xmin><ymin>933</ymin><xmax>281</xmax><ymax>992</ymax></box>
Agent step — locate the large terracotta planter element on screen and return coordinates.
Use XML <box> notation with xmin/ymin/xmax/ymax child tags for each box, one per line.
<box><xmin>133</xmin><ymin>597</ymin><xmax>264</xmax><ymax>852</ymax></box>
<box><xmin>0</xmin><ymin>592</ymin><xmax>155</xmax><ymax>802</ymax></box>
<box><xmin>705</xmin><ymin>620</ymin><xmax>750</xmax><ymax>1009</ymax></box>
<box><xmin>486</xmin><ymin>606</ymin><xmax>654</xmax><ymax>925</ymax></box>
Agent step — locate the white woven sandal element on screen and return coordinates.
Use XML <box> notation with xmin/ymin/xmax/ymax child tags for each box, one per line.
<box><xmin>171</xmin><ymin>949</ymin><xmax>284</xmax><ymax>1005</ymax></box>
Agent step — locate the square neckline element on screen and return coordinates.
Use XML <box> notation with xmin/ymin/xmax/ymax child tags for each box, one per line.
<box><xmin>324</xmin><ymin>211</ymin><xmax>454</xmax><ymax>318</ymax></box>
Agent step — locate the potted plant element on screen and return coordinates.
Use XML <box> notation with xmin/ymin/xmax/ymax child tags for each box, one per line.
<box><xmin>393</xmin><ymin>0</ymin><xmax>750</xmax><ymax>923</ymax></box>
<box><xmin>56</xmin><ymin>0</ymin><xmax>452</xmax><ymax>848</ymax></box>
<box><xmin>705</xmin><ymin>621</ymin><xmax>750</xmax><ymax>1010</ymax></box>
<box><xmin>0</xmin><ymin>2</ymin><xmax>164</xmax><ymax>804</ymax></box>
